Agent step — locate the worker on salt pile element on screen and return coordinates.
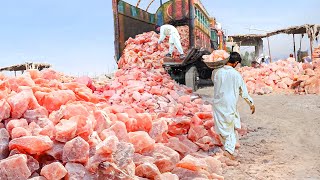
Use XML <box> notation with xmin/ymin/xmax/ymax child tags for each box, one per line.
<box><xmin>212</xmin><ymin>52</ymin><xmax>255</xmax><ymax>160</ymax></box>
<box><xmin>155</xmin><ymin>24</ymin><xmax>185</xmax><ymax>59</ymax></box>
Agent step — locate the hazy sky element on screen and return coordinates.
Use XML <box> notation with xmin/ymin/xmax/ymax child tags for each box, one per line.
<box><xmin>0</xmin><ymin>0</ymin><xmax>319</xmax><ymax>76</ymax></box>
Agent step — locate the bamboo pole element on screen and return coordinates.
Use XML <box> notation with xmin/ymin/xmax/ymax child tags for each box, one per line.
<box><xmin>293</xmin><ymin>34</ymin><xmax>297</xmax><ymax>61</ymax></box>
<box><xmin>136</xmin><ymin>0</ymin><xmax>142</xmax><ymax>7</ymax></box>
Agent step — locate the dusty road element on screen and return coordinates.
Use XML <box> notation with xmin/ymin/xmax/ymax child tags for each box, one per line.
<box><xmin>196</xmin><ymin>87</ymin><xmax>320</xmax><ymax>180</ymax></box>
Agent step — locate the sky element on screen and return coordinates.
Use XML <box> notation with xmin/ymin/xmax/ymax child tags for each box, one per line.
<box><xmin>0</xmin><ymin>0</ymin><xmax>319</xmax><ymax>76</ymax></box>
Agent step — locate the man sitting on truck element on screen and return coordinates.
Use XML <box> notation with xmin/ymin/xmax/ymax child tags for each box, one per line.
<box><xmin>155</xmin><ymin>24</ymin><xmax>185</xmax><ymax>59</ymax></box>
<box><xmin>212</xmin><ymin>52</ymin><xmax>255</xmax><ymax>160</ymax></box>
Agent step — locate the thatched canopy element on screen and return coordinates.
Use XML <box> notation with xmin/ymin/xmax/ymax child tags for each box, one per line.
<box><xmin>0</xmin><ymin>62</ymin><xmax>51</xmax><ymax>72</ymax></box>
<box><xmin>266</xmin><ymin>24</ymin><xmax>320</xmax><ymax>39</ymax></box>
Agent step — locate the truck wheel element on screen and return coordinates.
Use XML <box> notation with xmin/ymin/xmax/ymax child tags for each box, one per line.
<box><xmin>185</xmin><ymin>66</ymin><xmax>199</xmax><ymax>91</ymax></box>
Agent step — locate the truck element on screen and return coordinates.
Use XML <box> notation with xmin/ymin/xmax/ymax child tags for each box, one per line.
<box><xmin>112</xmin><ymin>0</ymin><xmax>226</xmax><ymax>90</ymax></box>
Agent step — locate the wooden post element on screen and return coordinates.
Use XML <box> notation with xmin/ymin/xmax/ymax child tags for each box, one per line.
<box><xmin>188</xmin><ymin>0</ymin><xmax>195</xmax><ymax>48</ymax></box>
<box><xmin>112</xmin><ymin>0</ymin><xmax>120</xmax><ymax>61</ymax></box>
<box><xmin>293</xmin><ymin>34</ymin><xmax>297</xmax><ymax>61</ymax></box>
<box><xmin>310</xmin><ymin>36</ymin><xmax>313</xmax><ymax>62</ymax></box>
<box><xmin>267</xmin><ymin>37</ymin><xmax>272</xmax><ymax>63</ymax></box>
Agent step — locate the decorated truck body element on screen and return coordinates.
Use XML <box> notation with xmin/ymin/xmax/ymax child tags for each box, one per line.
<box><xmin>112</xmin><ymin>0</ymin><xmax>226</xmax><ymax>90</ymax></box>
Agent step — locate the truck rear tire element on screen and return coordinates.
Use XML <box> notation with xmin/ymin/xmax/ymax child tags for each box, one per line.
<box><xmin>185</xmin><ymin>66</ymin><xmax>199</xmax><ymax>91</ymax></box>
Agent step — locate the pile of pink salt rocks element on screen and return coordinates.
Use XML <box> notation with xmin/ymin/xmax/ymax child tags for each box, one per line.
<box><xmin>238</xmin><ymin>58</ymin><xmax>320</xmax><ymax>95</ymax></box>
<box><xmin>0</xmin><ymin>29</ymin><xmax>231</xmax><ymax>180</ymax></box>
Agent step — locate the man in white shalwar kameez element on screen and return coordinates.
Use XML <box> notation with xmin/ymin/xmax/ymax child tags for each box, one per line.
<box><xmin>212</xmin><ymin>52</ymin><xmax>255</xmax><ymax>160</ymax></box>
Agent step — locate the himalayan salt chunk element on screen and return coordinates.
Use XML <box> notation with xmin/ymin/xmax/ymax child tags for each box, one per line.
<box><xmin>132</xmin><ymin>91</ymin><xmax>141</xmax><ymax>101</ymax></box>
<box><xmin>40</xmin><ymin>68</ymin><xmax>60</xmax><ymax>80</ymax></box>
<box><xmin>96</xmin><ymin>135</ymin><xmax>119</xmax><ymax>155</ymax></box>
<box><xmin>45</xmin><ymin>141</ymin><xmax>64</xmax><ymax>160</ymax></box>
<box><xmin>100</xmin><ymin>121</ymin><xmax>128</xmax><ymax>141</ymax></box>
<box><xmin>23</xmin><ymin>107</ymin><xmax>48</xmax><ymax>122</ymax></box>
<box><xmin>171</xmin><ymin>167</ymin><xmax>209</xmax><ymax>180</ymax></box>
<box><xmin>128</xmin><ymin>131</ymin><xmax>155</xmax><ymax>153</ymax></box>
<box><xmin>143</xmin><ymin>143</ymin><xmax>180</xmax><ymax>173</ymax></box>
<box><xmin>166</xmin><ymin>136</ymin><xmax>199</xmax><ymax>155</ymax></box>
<box><xmin>65</xmin><ymin>162</ymin><xmax>96</xmax><ymax>180</ymax></box>
<box><xmin>204</xmin><ymin>156</ymin><xmax>222</xmax><ymax>174</ymax></box>
<box><xmin>196</xmin><ymin>136</ymin><xmax>215</xmax><ymax>151</ymax></box>
<box><xmin>196</xmin><ymin>112</ymin><xmax>213</xmax><ymax>119</ymax></box>
<box><xmin>93</xmin><ymin>110</ymin><xmax>112</xmax><ymax>134</ymax></box>
<box><xmin>0</xmin><ymin>99</ymin><xmax>10</xmax><ymax>121</ymax></box>
<box><xmin>55</xmin><ymin>119</ymin><xmax>77</xmax><ymax>142</ymax></box>
<box><xmin>113</xmin><ymin>142</ymin><xmax>135</xmax><ymax>168</ymax></box>
<box><xmin>305</xmin><ymin>68</ymin><xmax>316</xmax><ymax>76</ymax></box>
<box><xmin>11</xmin><ymin>127</ymin><xmax>31</xmax><ymax>139</ymax></box>
<box><xmin>42</xmin><ymin>90</ymin><xmax>76</xmax><ymax>112</ymax></box>
<box><xmin>188</xmin><ymin>125</ymin><xmax>208</xmax><ymax>142</ymax></box>
<box><xmin>0</xmin><ymin>128</ymin><xmax>10</xmax><ymax>160</ymax></box>
<box><xmin>69</xmin><ymin>115</ymin><xmax>94</xmax><ymax>141</ymax></box>
<box><xmin>9</xmin><ymin>135</ymin><xmax>53</xmax><ymax>154</ymax></box>
<box><xmin>131</xmin><ymin>113</ymin><xmax>152</xmax><ymax>132</ymax></box>
<box><xmin>63</xmin><ymin>137</ymin><xmax>89</xmax><ymax>164</ymax></box>
<box><xmin>6</xmin><ymin>118</ymin><xmax>28</xmax><ymax>135</ymax></box>
<box><xmin>133</xmin><ymin>153</ymin><xmax>156</xmax><ymax>166</ymax></box>
<box><xmin>178</xmin><ymin>95</ymin><xmax>191</xmax><ymax>104</ymax></box>
<box><xmin>149</xmin><ymin>118</ymin><xmax>168</xmax><ymax>143</ymax></box>
<box><xmin>63</xmin><ymin>103</ymin><xmax>90</xmax><ymax>120</ymax></box>
<box><xmin>7</xmin><ymin>89</ymin><xmax>39</xmax><ymax>119</ymax></box>
<box><xmin>176</xmin><ymin>155</ymin><xmax>209</xmax><ymax>172</ymax></box>
<box><xmin>40</xmin><ymin>162</ymin><xmax>67</xmax><ymax>180</ymax></box>
<box><xmin>154</xmin><ymin>172</ymin><xmax>179</xmax><ymax>180</ymax></box>
<box><xmin>0</xmin><ymin>154</ymin><xmax>31</xmax><ymax>180</ymax></box>
<box><xmin>135</xmin><ymin>162</ymin><xmax>161</xmax><ymax>179</ymax></box>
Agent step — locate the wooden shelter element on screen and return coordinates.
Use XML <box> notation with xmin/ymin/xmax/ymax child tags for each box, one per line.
<box><xmin>0</xmin><ymin>62</ymin><xmax>51</xmax><ymax>76</ymax></box>
<box><xmin>229</xmin><ymin>24</ymin><xmax>320</xmax><ymax>62</ymax></box>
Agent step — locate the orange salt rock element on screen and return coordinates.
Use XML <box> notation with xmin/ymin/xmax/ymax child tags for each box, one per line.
<box><xmin>143</xmin><ymin>143</ymin><xmax>180</xmax><ymax>173</ymax></box>
<box><xmin>11</xmin><ymin>127</ymin><xmax>31</xmax><ymax>139</ymax></box>
<box><xmin>0</xmin><ymin>154</ymin><xmax>31</xmax><ymax>179</ymax></box>
<box><xmin>62</xmin><ymin>137</ymin><xmax>89</xmax><ymax>164</ymax></box>
<box><xmin>154</xmin><ymin>172</ymin><xmax>179</xmax><ymax>180</ymax></box>
<box><xmin>42</xmin><ymin>90</ymin><xmax>76</xmax><ymax>112</ymax></box>
<box><xmin>55</xmin><ymin>119</ymin><xmax>77</xmax><ymax>142</ymax></box>
<box><xmin>135</xmin><ymin>162</ymin><xmax>161</xmax><ymax>179</ymax></box>
<box><xmin>128</xmin><ymin>131</ymin><xmax>155</xmax><ymax>153</ymax></box>
<box><xmin>96</xmin><ymin>135</ymin><xmax>119</xmax><ymax>155</ymax></box>
<box><xmin>188</xmin><ymin>125</ymin><xmax>208</xmax><ymax>142</ymax></box>
<box><xmin>0</xmin><ymin>99</ymin><xmax>10</xmax><ymax>121</ymax></box>
<box><xmin>40</xmin><ymin>162</ymin><xmax>67</xmax><ymax>180</ymax></box>
<box><xmin>23</xmin><ymin>106</ymin><xmax>48</xmax><ymax>122</ymax></box>
<box><xmin>9</xmin><ymin>135</ymin><xmax>53</xmax><ymax>154</ymax></box>
<box><xmin>6</xmin><ymin>119</ymin><xmax>28</xmax><ymax>135</ymax></box>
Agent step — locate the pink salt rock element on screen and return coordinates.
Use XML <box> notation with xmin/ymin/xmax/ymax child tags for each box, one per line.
<box><xmin>132</xmin><ymin>91</ymin><xmax>141</xmax><ymax>101</ymax></box>
<box><xmin>305</xmin><ymin>68</ymin><xmax>316</xmax><ymax>76</ymax></box>
<box><xmin>176</xmin><ymin>155</ymin><xmax>208</xmax><ymax>171</ymax></box>
<box><xmin>63</xmin><ymin>136</ymin><xmax>89</xmax><ymax>164</ymax></box>
<box><xmin>196</xmin><ymin>112</ymin><xmax>213</xmax><ymax>119</ymax></box>
<box><xmin>40</xmin><ymin>68</ymin><xmax>60</xmax><ymax>80</ymax></box>
<box><xmin>9</xmin><ymin>135</ymin><xmax>53</xmax><ymax>154</ymax></box>
<box><xmin>154</xmin><ymin>172</ymin><xmax>179</xmax><ymax>180</ymax></box>
<box><xmin>0</xmin><ymin>128</ymin><xmax>10</xmax><ymax>160</ymax></box>
<box><xmin>28</xmin><ymin>122</ymin><xmax>42</xmax><ymax>136</ymax></box>
<box><xmin>196</xmin><ymin>136</ymin><xmax>216</xmax><ymax>151</ymax></box>
<box><xmin>277</xmin><ymin>81</ymin><xmax>288</xmax><ymax>89</ymax></box>
<box><xmin>135</xmin><ymin>162</ymin><xmax>161</xmax><ymax>179</ymax></box>
<box><xmin>100</xmin><ymin>121</ymin><xmax>128</xmax><ymax>141</ymax></box>
<box><xmin>11</xmin><ymin>127</ymin><xmax>31</xmax><ymax>139</ymax></box>
<box><xmin>133</xmin><ymin>153</ymin><xmax>156</xmax><ymax>166</ymax></box>
<box><xmin>96</xmin><ymin>135</ymin><xmax>119</xmax><ymax>155</ymax></box>
<box><xmin>171</xmin><ymin>167</ymin><xmax>209</xmax><ymax>179</ymax></box>
<box><xmin>69</xmin><ymin>115</ymin><xmax>94</xmax><ymax>141</ymax></box>
<box><xmin>0</xmin><ymin>154</ymin><xmax>31</xmax><ymax>180</ymax></box>
<box><xmin>62</xmin><ymin>103</ymin><xmax>90</xmax><ymax>119</ymax></box>
<box><xmin>55</xmin><ymin>119</ymin><xmax>77</xmax><ymax>142</ymax></box>
<box><xmin>131</xmin><ymin>113</ymin><xmax>153</xmax><ymax>132</ymax></box>
<box><xmin>93</xmin><ymin>110</ymin><xmax>112</xmax><ymax>134</ymax></box>
<box><xmin>166</xmin><ymin>136</ymin><xmax>199</xmax><ymax>155</ymax></box>
<box><xmin>25</xmin><ymin>154</ymin><xmax>40</xmax><ymax>174</ymax></box>
<box><xmin>188</xmin><ymin>125</ymin><xmax>208</xmax><ymax>142</ymax></box>
<box><xmin>143</xmin><ymin>143</ymin><xmax>180</xmax><ymax>173</ymax></box>
<box><xmin>0</xmin><ymin>99</ymin><xmax>11</xmax><ymax>121</ymax></box>
<box><xmin>128</xmin><ymin>131</ymin><xmax>155</xmax><ymax>153</ymax></box>
<box><xmin>113</xmin><ymin>142</ymin><xmax>135</xmax><ymax>168</ymax></box>
<box><xmin>149</xmin><ymin>118</ymin><xmax>169</xmax><ymax>143</ymax></box>
<box><xmin>7</xmin><ymin>89</ymin><xmax>39</xmax><ymax>119</ymax></box>
<box><xmin>42</xmin><ymin>90</ymin><xmax>76</xmax><ymax>112</ymax></box>
<box><xmin>65</xmin><ymin>162</ymin><xmax>96</xmax><ymax>180</ymax></box>
<box><xmin>40</xmin><ymin>162</ymin><xmax>67</xmax><ymax>180</ymax></box>
<box><xmin>23</xmin><ymin>106</ymin><xmax>48</xmax><ymax>122</ymax></box>
<box><xmin>45</xmin><ymin>141</ymin><xmax>64</xmax><ymax>160</ymax></box>
<box><xmin>178</xmin><ymin>95</ymin><xmax>191</xmax><ymax>104</ymax></box>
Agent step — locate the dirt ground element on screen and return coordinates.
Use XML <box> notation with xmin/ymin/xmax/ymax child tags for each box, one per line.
<box><xmin>196</xmin><ymin>87</ymin><xmax>320</xmax><ymax>180</ymax></box>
